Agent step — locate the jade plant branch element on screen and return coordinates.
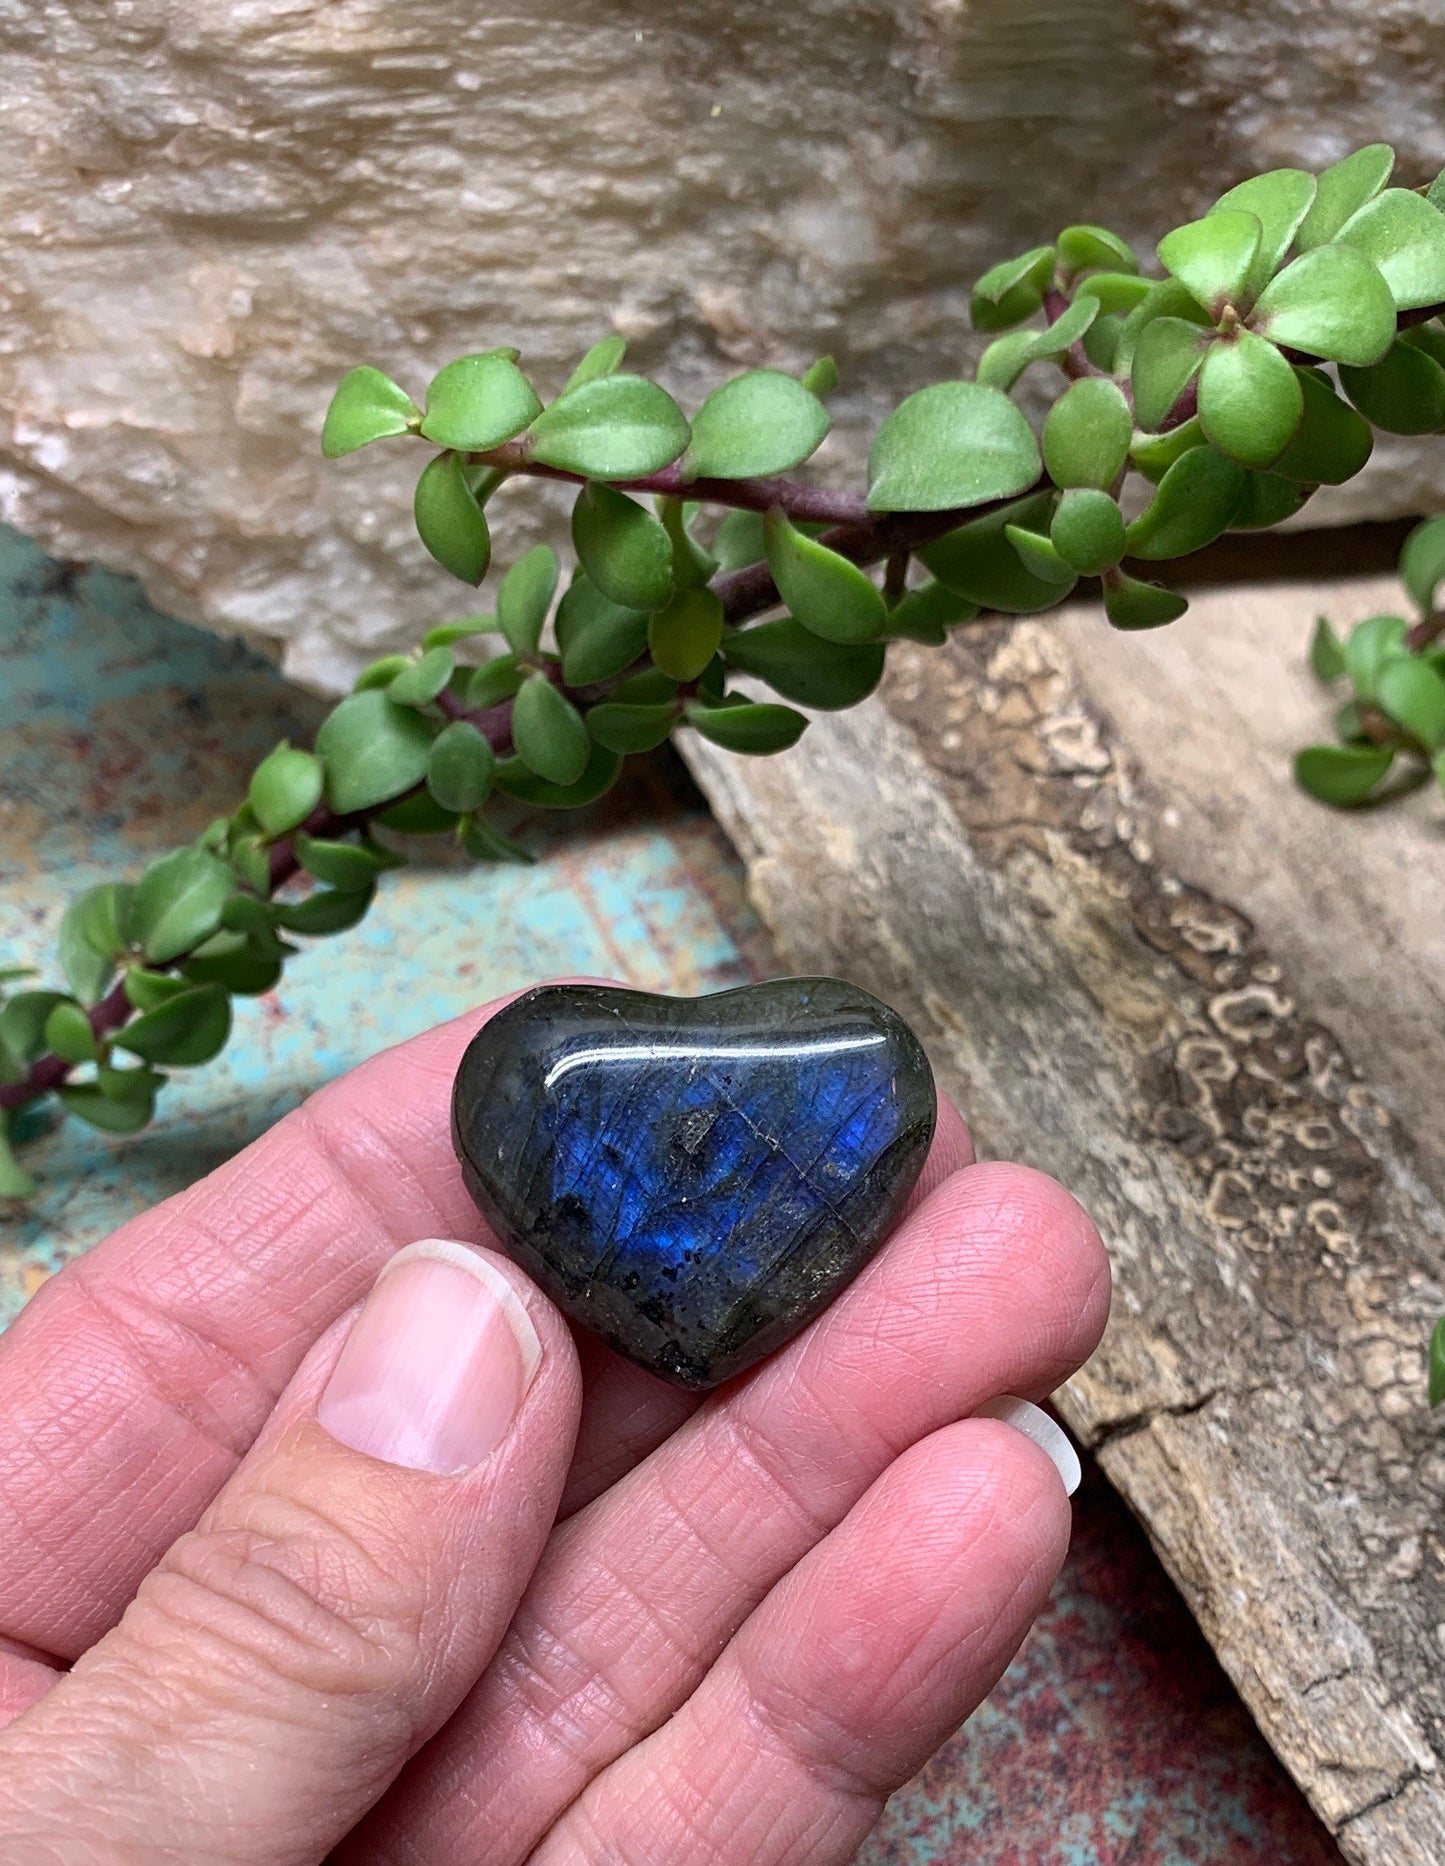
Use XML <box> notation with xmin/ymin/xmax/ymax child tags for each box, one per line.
<box><xmin>466</xmin><ymin>445</ymin><xmax>1051</xmax><ymax>624</ymax></box>
<box><xmin>13</xmin><ymin>143</ymin><xmax>1445</xmax><ymax>1235</ymax></box>
<box><xmin>471</xmin><ymin>443</ymin><xmax>873</xmax><ymax>528</ymax></box>
<box><xmin>0</xmin><ymin>368</ymin><xmax>1436</xmax><ymax>1113</ymax></box>
<box><xmin>0</xmin><ymin>469</ymin><xmax>1037</xmax><ymax>1118</ymax></box>
<box><xmin>0</xmin><ymin>798</ymin><xmax>364</xmax><ymax>1112</ymax></box>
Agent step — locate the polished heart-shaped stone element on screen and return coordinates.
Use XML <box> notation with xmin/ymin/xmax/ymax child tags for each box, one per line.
<box><xmin>450</xmin><ymin>978</ymin><xmax>937</xmax><ymax>1389</ymax></box>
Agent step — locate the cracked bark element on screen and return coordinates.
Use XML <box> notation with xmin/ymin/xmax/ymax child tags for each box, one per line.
<box><xmin>679</xmin><ymin>569</ymin><xmax>1445</xmax><ymax>1866</ymax></box>
<box><xmin>1343</xmin><ymin>1767</ymin><xmax>1430</xmax><ymax>1830</ymax></box>
<box><xmin>1088</xmin><ymin>1382</ymin><xmax>1276</xmax><ymax>1451</ymax></box>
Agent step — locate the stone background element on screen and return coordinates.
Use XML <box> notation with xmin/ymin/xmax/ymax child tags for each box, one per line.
<box><xmin>3</xmin><ymin>0</ymin><xmax>1445</xmax><ymax>690</ymax></box>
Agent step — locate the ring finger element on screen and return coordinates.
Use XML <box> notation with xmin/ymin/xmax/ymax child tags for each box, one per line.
<box><xmin>531</xmin><ymin>1417</ymin><xmax>1071</xmax><ymax>1866</ymax></box>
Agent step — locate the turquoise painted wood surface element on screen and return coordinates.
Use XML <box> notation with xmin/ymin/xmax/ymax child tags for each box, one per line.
<box><xmin>0</xmin><ymin>523</ymin><xmax>1339</xmax><ymax>1863</ymax></box>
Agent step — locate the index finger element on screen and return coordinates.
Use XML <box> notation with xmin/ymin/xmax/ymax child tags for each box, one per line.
<box><xmin>0</xmin><ymin>999</ymin><xmax>507</xmax><ymax>1658</ymax></box>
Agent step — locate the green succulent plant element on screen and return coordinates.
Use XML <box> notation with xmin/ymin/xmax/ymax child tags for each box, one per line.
<box><xmin>1298</xmin><ymin>515</ymin><xmax>1445</xmax><ymax>806</ymax></box>
<box><xmin>7</xmin><ymin>144</ymin><xmax>1445</xmax><ymax>1395</ymax></box>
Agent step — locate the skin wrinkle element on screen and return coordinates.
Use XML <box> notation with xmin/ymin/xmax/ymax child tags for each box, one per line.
<box><xmin>164</xmin><ymin>1127</ymin><xmax>334</xmax><ymax>1242</ymax></box>
<box><xmin>741</xmin><ymin>1673</ymin><xmax>904</xmax><ymax>1810</ymax></box>
<box><xmin>0</xmin><ymin>1030</ymin><xmax>502</xmax><ymax>1659</ymax></box>
<box><xmin>420</xmin><ymin>1575</ymin><xmax>696</xmax><ymax>1839</ymax></box>
<box><xmin>767</xmin><ymin>1317</ymin><xmax>921</xmax><ymax>1476</ymax></box>
<box><xmin>113</xmin><ymin>1574</ymin><xmax>406</xmax><ymax>1746</ymax></box>
<box><xmin>293</xmin><ymin>1096</ymin><xmax>455</xmax><ymax>1263</ymax></box>
<box><xmin>255</xmin><ymin>1101</ymin><xmax>479</xmax><ymax>1312</ymax></box>
<box><xmin>545</xmin><ymin>1696</ymin><xmax>862</xmax><ymax>1866</ymax></box>
<box><xmin>197</xmin><ymin>1480</ymin><xmax>433</xmax><ymax>1650</ymax></box>
<box><xmin>651</xmin><ymin>1442</ymin><xmax>778</xmax><ymax>1574</ymax></box>
<box><xmin>849</xmin><ymin>1169</ymin><xmax>1109</xmax><ymax>1395</ymax></box>
<box><xmin>725</xmin><ymin>1504</ymin><xmax>1016</xmax><ymax>1800</ymax></box>
<box><xmin>149</xmin><ymin>1140</ymin><xmax>364</xmax><ymax>1304</ymax></box>
<box><xmin>606</xmin><ymin>1755</ymin><xmax>765</xmax><ymax>1866</ymax></box>
<box><xmin>545</xmin><ymin>1477</ymin><xmax>757</xmax><ymax>1709</ymax></box>
<box><xmin>822</xmin><ymin>1308</ymin><xmax>949</xmax><ymax>1425</ymax></box>
<box><xmin>0</xmin><ymin>1760</ymin><xmax>195</xmax><ymax>1866</ymax></box>
<box><xmin>287</xmin><ymin>1019</ymin><xmax>511</xmax><ymax>1247</ymax></box>
<box><xmin>168</xmin><ymin>1166</ymin><xmax>366</xmax><ymax>1329</ymax></box>
<box><xmin>60</xmin><ymin>1259</ymin><xmax>274</xmax><ymax>1464</ymax></box>
<box><xmin>0</xmin><ymin>1262</ymin><xmax>303</xmax><ymax>1656</ymax></box>
<box><xmin>0</xmin><ymin>1401</ymin><xmax>173</xmax><ymax>1662</ymax></box>
<box><xmin>710</xmin><ymin>1407</ymin><xmax>855</xmax><ymax>1547</ymax></box>
<box><xmin>117</xmin><ymin>1559</ymin><xmax>409</xmax><ymax>1736</ymax></box>
<box><xmin>558</xmin><ymin>1358</ymin><xmax>698</xmax><ymax>1521</ymax></box>
<box><xmin>308</xmin><ymin>1085</ymin><xmax>482</xmax><ymax>1235</ymax></box>
<box><xmin>485</xmin><ymin>1398</ymin><xmax>843</xmax><ymax>1797</ymax></box>
<box><xmin>876</xmin><ymin>1485</ymin><xmax>1067</xmax><ymax>1733</ymax></box>
<box><xmin>778</xmin><ymin>1173</ymin><xmax>1103</xmax><ymax>1418</ymax></box>
<box><xmin>733</xmin><ymin>1482</ymin><xmax>1031</xmax><ymax>1795</ymax></box>
<box><xmin>515</xmin><ymin>1582</ymin><xmax>694</xmax><ymax>1739</ymax></box>
<box><xmin>490</xmin><ymin>1612</ymin><xmax>644</xmax><ymax>1759</ymax></box>
<box><xmin>561</xmin><ymin>1575</ymin><xmax>718</xmax><ymax>1723</ymax></box>
<box><xmin>97</xmin><ymin>1473</ymin><xmax>439</xmax><ymax>1727</ymax></box>
<box><xmin>715</xmin><ymin>1129</ymin><xmax>984</xmax><ymax>1482</ymax></box>
<box><xmin>539</xmin><ymin>1431</ymin><xmax>1067</xmax><ymax>1866</ymax></box>
<box><xmin>0</xmin><ymin>1660</ymin><xmax>353</xmax><ymax>1865</ymax></box>
<box><xmin>24</xmin><ymin>1651</ymin><xmax>413</xmax><ymax>1866</ymax></box>
<box><xmin>561</xmin><ymin>1797</ymin><xmax>669</xmax><ymax>1866</ymax></box>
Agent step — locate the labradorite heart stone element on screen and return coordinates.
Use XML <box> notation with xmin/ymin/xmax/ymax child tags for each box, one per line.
<box><xmin>450</xmin><ymin>978</ymin><xmax>936</xmax><ymax>1389</ymax></box>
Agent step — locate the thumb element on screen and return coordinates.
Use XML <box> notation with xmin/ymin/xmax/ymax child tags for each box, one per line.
<box><xmin>0</xmin><ymin>1238</ymin><xmax>582</xmax><ymax>1866</ymax></box>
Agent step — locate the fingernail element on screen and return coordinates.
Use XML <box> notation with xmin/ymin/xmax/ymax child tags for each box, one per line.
<box><xmin>975</xmin><ymin>1395</ymin><xmax>1082</xmax><ymax>1497</ymax></box>
<box><xmin>317</xmin><ymin>1239</ymin><xmax>542</xmax><ymax>1475</ymax></box>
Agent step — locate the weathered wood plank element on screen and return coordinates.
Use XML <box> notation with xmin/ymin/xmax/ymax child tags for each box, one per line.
<box><xmin>679</xmin><ymin>573</ymin><xmax>1445</xmax><ymax>1866</ymax></box>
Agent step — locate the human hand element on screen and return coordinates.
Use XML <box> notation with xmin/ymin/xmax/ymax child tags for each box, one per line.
<box><xmin>0</xmin><ymin>987</ymin><xmax>1108</xmax><ymax>1864</ymax></box>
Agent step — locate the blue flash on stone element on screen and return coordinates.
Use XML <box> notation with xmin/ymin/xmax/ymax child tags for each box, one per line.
<box><xmin>451</xmin><ymin>977</ymin><xmax>937</xmax><ymax>1388</ymax></box>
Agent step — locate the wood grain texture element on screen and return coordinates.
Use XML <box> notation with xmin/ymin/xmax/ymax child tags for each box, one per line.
<box><xmin>679</xmin><ymin>576</ymin><xmax>1445</xmax><ymax>1866</ymax></box>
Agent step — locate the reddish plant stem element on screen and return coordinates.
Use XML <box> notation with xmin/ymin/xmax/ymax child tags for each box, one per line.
<box><xmin>1</xmin><ymin>978</ymin><xmax>134</xmax><ymax>1109</ymax></box>
<box><xmin>1158</xmin><ymin>377</ymin><xmax>1199</xmax><ymax>433</ymax></box>
<box><xmin>267</xmin><ymin>806</ymin><xmax>331</xmax><ymax>890</ymax></box>
<box><xmin>3</xmin><ymin>644</ymin><xmax>675</xmax><ymax>1112</ymax></box>
<box><xmin>1044</xmin><ymin>288</ymin><xmax>1105</xmax><ymax>383</ymax></box>
<box><xmin>471</xmin><ymin>444</ymin><xmax>870</xmax><ymax>528</ymax></box>
<box><xmin>1356</xmin><ymin>706</ymin><xmax>1405</xmax><ymax>747</ymax></box>
<box><xmin>1150</xmin><ymin>303</ymin><xmax>1445</xmax><ymax>435</ymax></box>
<box><xmin>7</xmin><ymin>471</ymin><xmax>1044</xmax><ymax>1118</ymax></box>
<box><xmin>436</xmin><ymin>688</ymin><xmax>516</xmax><ymax>749</ymax></box>
<box><xmin>1406</xmin><ymin>611</ymin><xmax>1445</xmax><ymax>653</ymax></box>
<box><xmin>438</xmin><ymin>673</ymin><xmax>632</xmax><ymax>747</ymax></box>
<box><xmin>715</xmin><ymin>485</ymin><xmax>1045</xmax><ymax>624</ymax></box>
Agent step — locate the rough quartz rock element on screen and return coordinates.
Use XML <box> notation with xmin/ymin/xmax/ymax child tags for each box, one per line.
<box><xmin>3</xmin><ymin>0</ymin><xmax>1445</xmax><ymax>691</ymax></box>
<box><xmin>451</xmin><ymin>978</ymin><xmax>937</xmax><ymax>1388</ymax></box>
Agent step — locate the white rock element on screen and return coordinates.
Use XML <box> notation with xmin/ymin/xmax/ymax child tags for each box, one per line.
<box><xmin>2</xmin><ymin>0</ymin><xmax>1443</xmax><ymax>691</ymax></box>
